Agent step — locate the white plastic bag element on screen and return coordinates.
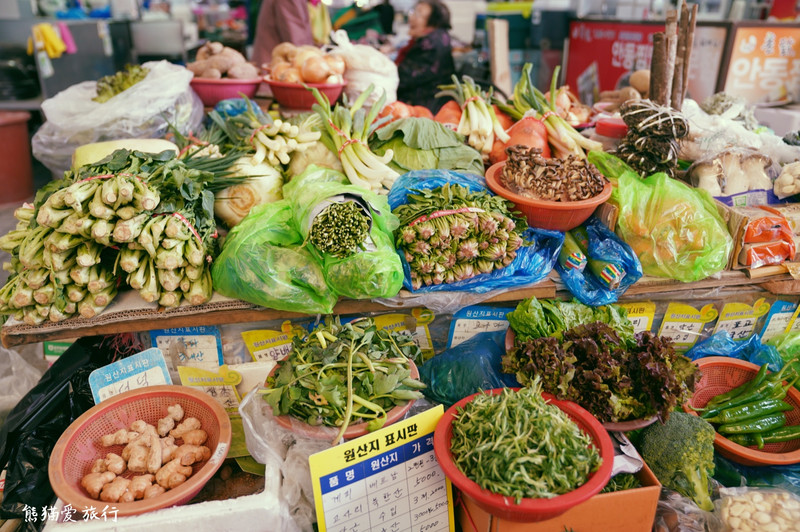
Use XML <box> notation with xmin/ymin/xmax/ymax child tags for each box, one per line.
<box><xmin>32</xmin><ymin>60</ymin><xmax>203</xmax><ymax>175</ymax></box>
<box><xmin>330</xmin><ymin>30</ymin><xmax>398</xmax><ymax>107</ymax></box>
<box><xmin>0</xmin><ymin>345</ymin><xmax>46</xmax><ymax>429</ymax></box>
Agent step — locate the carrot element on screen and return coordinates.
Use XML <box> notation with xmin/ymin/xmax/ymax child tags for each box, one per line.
<box><xmin>434</xmin><ymin>100</ymin><xmax>462</xmax><ymax>129</ymax></box>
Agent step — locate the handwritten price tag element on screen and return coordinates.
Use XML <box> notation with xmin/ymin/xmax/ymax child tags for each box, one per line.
<box><xmin>89</xmin><ymin>348</ymin><xmax>172</xmax><ymax>404</ymax></box>
<box><xmin>658</xmin><ymin>303</ymin><xmax>718</xmax><ymax>351</ymax></box>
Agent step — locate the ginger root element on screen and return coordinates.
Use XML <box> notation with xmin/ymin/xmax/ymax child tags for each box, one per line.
<box><xmin>167</xmin><ymin>404</ymin><xmax>184</xmax><ymax>422</ymax></box>
<box><xmin>156</xmin><ymin>459</ymin><xmax>193</xmax><ymax>489</ymax></box>
<box><xmin>81</xmin><ymin>471</ymin><xmax>116</xmax><ymax>499</ymax></box>
<box><xmin>130</xmin><ymin>420</ymin><xmax>154</xmax><ymax>434</ymax></box>
<box><xmin>93</xmin><ymin>453</ymin><xmax>126</xmax><ymax>475</ymax></box>
<box><xmin>170</xmin><ymin>417</ymin><xmax>201</xmax><ymax>439</ymax></box>
<box><xmin>157</xmin><ymin>416</ymin><xmax>175</xmax><ymax>438</ymax></box>
<box><xmin>147</xmin><ymin>432</ymin><xmax>162</xmax><ymax>474</ymax></box>
<box><xmin>129</xmin><ymin>474</ymin><xmax>155</xmax><ymax>500</ymax></box>
<box><xmin>100</xmin><ymin>476</ymin><xmax>131</xmax><ymax>503</ymax></box>
<box><xmin>100</xmin><ymin>428</ymin><xmax>140</xmax><ymax>447</ymax></box>
<box><xmin>182</xmin><ymin>429</ymin><xmax>208</xmax><ymax>446</ymax></box>
<box><xmin>161</xmin><ymin>435</ymin><xmax>178</xmax><ymax>463</ymax></box>
<box><xmin>174</xmin><ymin>444</ymin><xmax>211</xmax><ymax>466</ymax></box>
<box><xmin>144</xmin><ymin>484</ymin><xmax>166</xmax><ymax>499</ymax></box>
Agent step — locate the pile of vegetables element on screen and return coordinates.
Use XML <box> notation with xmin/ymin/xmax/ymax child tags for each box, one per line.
<box><xmin>559</xmin><ymin>225</ymin><xmax>628</xmax><ymax>289</ymax></box>
<box><xmin>616</xmin><ymin>99</ymin><xmax>689</xmax><ymax>178</ymax></box>
<box><xmin>311</xmin><ymin>85</ymin><xmax>400</xmax><ymax>193</ymax></box>
<box><xmin>392</xmin><ymin>183</ymin><xmax>527</xmax><ymax>289</ymax></box>
<box><xmin>506</xmin><ymin>297</ymin><xmax>633</xmax><ymax>342</ymax></box>
<box><xmin>436</xmin><ymin>76</ymin><xmax>509</xmax><ymax>156</ymax></box>
<box><xmin>377</xmin><ymin>101</ymin><xmax>434</xmax><ymax>123</ymax></box>
<box><xmin>268</xmin><ymin>42</ymin><xmax>345</xmax><ymax>85</ymax></box>
<box><xmin>260</xmin><ymin>317</ymin><xmax>425</xmax><ymax>445</ymax></box>
<box><xmin>494</xmin><ymin>64</ymin><xmax>601</xmax><ymax>159</ymax></box>
<box><xmin>503</xmin><ymin>297</ymin><xmax>698</xmax><ymax>423</ymax></box>
<box><xmin>0</xmin><ymin>148</ymin><xmax>240</xmax><ymax>324</ymax></box>
<box><xmin>699</xmin><ymin>363</ymin><xmax>800</xmax><ymax>449</ymax></box>
<box><xmin>187</xmin><ymin>42</ymin><xmax>259</xmax><ymax>80</ymax></box>
<box><xmin>449</xmin><ymin>381</ymin><xmax>602</xmax><ymax>503</ymax></box>
<box><xmin>93</xmin><ymin>64</ymin><xmax>150</xmax><ymax>103</ymax></box>
<box><xmin>636</xmin><ymin>412</ymin><xmax>715</xmax><ymax>511</ymax></box>
<box><xmin>369</xmin><ymin>117</ymin><xmax>484</xmax><ymax>176</ymax></box>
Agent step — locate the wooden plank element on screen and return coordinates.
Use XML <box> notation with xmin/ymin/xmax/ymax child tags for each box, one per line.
<box><xmin>0</xmin><ymin>281</ymin><xmax>556</xmax><ymax>348</ymax></box>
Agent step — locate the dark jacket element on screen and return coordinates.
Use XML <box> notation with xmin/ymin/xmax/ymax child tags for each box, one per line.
<box><xmin>396</xmin><ymin>29</ymin><xmax>455</xmax><ymax>112</ymax></box>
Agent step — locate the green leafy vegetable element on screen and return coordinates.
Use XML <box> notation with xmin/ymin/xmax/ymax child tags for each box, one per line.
<box><xmin>259</xmin><ymin>317</ymin><xmax>425</xmax><ymax>445</ymax></box>
<box><xmin>600</xmin><ymin>473</ymin><xmax>641</xmax><ymax>493</ymax></box>
<box><xmin>450</xmin><ymin>380</ymin><xmax>602</xmax><ymax>503</ymax></box>
<box><xmin>93</xmin><ymin>64</ymin><xmax>149</xmax><ymax>103</ymax></box>
<box><xmin>507</xmin><ymin>297</ymin><xmax>634</xmax><ymax>343</ymax></box>
<box><xmin>370</xmin><ymin>117</ymin><xmax>484</xmax><ymax>175</ymax></box>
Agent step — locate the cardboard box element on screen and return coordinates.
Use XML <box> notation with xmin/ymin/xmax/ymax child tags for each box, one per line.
<box><xmin>456</xmin><ymin>461</ymin><xmax>661</xmax><ymax>532</ymax></box>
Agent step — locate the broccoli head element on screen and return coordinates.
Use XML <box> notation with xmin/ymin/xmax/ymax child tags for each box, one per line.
<box><xmin>638</xmin><ymin>411</ymin><xmax>715</xmax><ymax>511</ymax></box>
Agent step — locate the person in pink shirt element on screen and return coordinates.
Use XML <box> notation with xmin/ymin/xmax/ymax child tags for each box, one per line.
<box><xmin>251</xmin><ymin>0</ymin><xmax>316</xmax><ymax>67</ymax></box>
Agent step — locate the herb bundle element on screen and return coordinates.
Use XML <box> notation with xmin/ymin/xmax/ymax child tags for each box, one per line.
<box><xmin>260</xmin><ymin>318</ymin><xmax>426</xmax><ymax>445</ymax></box>
<box><xmin>450</xmin><ymin>382</ymin><xmax>602</xmax><ymax>503</ymax></box>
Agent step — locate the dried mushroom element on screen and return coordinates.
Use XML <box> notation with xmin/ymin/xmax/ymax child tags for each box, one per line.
<box><xmin>500</xmin><ymin>145</ymin><xmax>607</xmax><ymax>202</ymax></box>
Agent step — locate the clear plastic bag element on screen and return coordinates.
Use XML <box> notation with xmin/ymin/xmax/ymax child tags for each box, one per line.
<box><xmin>555</xmin><ymin>216</ymin><xmax>643</xmax><ymax>306</ymax></box>
<box><xmin>329</xmin><ymin>30</ymin><xmax>398</xmax><ymax>106</ymax></box>
<box><xmin>653</xmin><ymin>489</ymin><xmax>724</xmax><ymax>532</ymax></box>
<box><xmin>716</xmin><ymin>487</ymin><xmax>800</xmax><ymax>532</ymax></box>
<box><xmin>0</xmin><ymin>346</ymin><xmax>45</xmax><ymax>429</ymax></box>
<box><xmin>616</xmin><ymin>171</ymin><xmax>733</xmax><ymax>282</ymax></box>
<box><xmin>211</xmin><ymin>200</ymin><xmax>337</xmax><ymax>314</ymax></box>
<box><xmin>32</xmin><ymin>61</ymin><xmax>203</xmax><ymax>175</ymax></box>
<box><xmin>387</xmin><ymin>169</ymin><xmax>563</xmax><ymax>295</ymax></box>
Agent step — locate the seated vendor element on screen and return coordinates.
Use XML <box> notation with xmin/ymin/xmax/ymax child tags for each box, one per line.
<box><xmin>395</xmin><ymin>0</ymin><xmax>456</xmax><ymax>113</ymax></box>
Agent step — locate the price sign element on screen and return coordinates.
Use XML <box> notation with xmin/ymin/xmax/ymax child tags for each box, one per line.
<box><xmin>619</xmin><ymin>301</ymin><xmax>656</xmax><ymax>334</ymax></box>
<box><xmin>447</xmin><ymin>306</ymin><xmax>514</xmax><ymax>348</ymax></box>
<box><xmin>309</xmin><ymin>407</ymin><xmax>454</xmax><ymax>532</ymax></box>
<box><xmin>761</xmin><ymin>300</ymin><xmax>797</xmax><ymax>341</ymax></box>
<box><xmin>177</xmin><ymin>365</ymin><xmax>243</xmax><ymax>414</ymax></box>
<box><xmin>89</xmin><ymin>348</ymin><xmax>172</xmax><ymax>404</ymax></box>
<box><xmin>658</xmin><ymin>303</ymin><xmax>718</xmax><ymax>351</ymax></box>
<box><xmin>242</xmin><ymin>321</ymin><xmax>301</xmax><ymax>362</ymax></box>
<box><xmin>371</xmin><ymin>310</ymin><xmax>435</xmax><ymax>361</ymax></box>
<box><xmin>713</xmin><ymin>299</ymin><xmax>770</xmax><ymax>340</ymax></box>
<box><xmin>151</xmin><ymin>326</ymin><xmax>223</xmax><ymax>371</ymax></box>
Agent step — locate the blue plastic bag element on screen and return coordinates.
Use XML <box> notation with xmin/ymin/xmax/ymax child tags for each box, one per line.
<box><xmin>388</xmin><ymin>169</ymin><xmax>563</xmax><ymax>294</ymax></box>
<box><xmin>685</xmin><ymin>331</ymin><xmax>784</xmax><ymax>371</ymax></box>
<box><xmin>418</xmin><ymin>330</ymin><xmax>520</xmax><ymax>408</ymax></box>
<box><xmin>555</xmin><ymin>216</ymin><xmax>643</xmax><ymax>306</ymax></box>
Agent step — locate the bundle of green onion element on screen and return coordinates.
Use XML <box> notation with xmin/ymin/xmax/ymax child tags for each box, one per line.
<box><xmin>0</xmin><ymin>149</ymin><xmax>233</xmax><ymax>325</ymax></box>
<box><xmin>393</xmin><ymin>184</ymin><xmax>527</xmax><ymax>290</ymax></box>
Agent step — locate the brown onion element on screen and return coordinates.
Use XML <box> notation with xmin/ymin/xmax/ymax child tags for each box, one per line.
<box><xmin>292</xmin><ymin>47</ymin><xmax>323</xmax><ymax>69</ymax></box>
<box><xmin>324</xmin><ymin>54</ymin><xmax>346</xmax><ymax>75</ymax></box>
<box><xmin>271</xmin><ymin>42</ymin><xmax>297</xmax><ymax>64</ymax></box>
<box><xmin>277</xmin><ymin>67</ymin><xmax>302</xmax><ymax>84</ymax></box>
<box><xmin>301</xmin><ymin>55</ymin><xmax>331</xmax><ymax>84</ymax></box>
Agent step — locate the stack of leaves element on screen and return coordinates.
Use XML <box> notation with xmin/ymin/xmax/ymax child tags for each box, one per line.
<box><xmin>260</xmin><ymin>317</ymin><xmax>426</xmax><ymax>445</ymax></box>
<box><xmin>502</xmin><ymin>321</ymin><xmax>698</xmax><ymax>423</ymax></box>
<box><xmin>616</xmin><ymin>99</ymin><xmax>689</xmax><ymax>179</ymax></box>
<box><xmin>507</xmin><ymin>296</ymin><xmax>634</xmax><ymax>342</ymax></box>
<box><xmin>450</xmin><ymin>381</ymin><xmax>602</xmax><ymax>503</ymax></box>
<box><xmin>0</xmin><ymin>149</ymin><xmax>240</xmax><ymax>325</ymax></box>
<box><xmin>393</xmin><ymin>184</ymin><xmax>527</xmax><ymax>290</ymax></box>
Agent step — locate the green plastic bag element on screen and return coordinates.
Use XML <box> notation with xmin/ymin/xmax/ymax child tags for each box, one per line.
<box><xmin>283</xmin><ymin>165</ymin><xmax>404</xmax><ymax>300</ymax></box>
<box><xmin>211</xmin><ymin>200</ymin><xmax>337</xmax><ymax>314</ymax></box>
<box><xmin>615</xmin><ymin>171</ymin><xmax>733</xmax><ymax>282</ymax></box>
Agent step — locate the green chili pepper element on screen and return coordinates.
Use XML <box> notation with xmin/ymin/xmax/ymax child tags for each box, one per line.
<box><xmin>718</xmin><ymin>413</ymin><xmax>787</xmax><ymax>435</ymax></box>
<box><xmin>705</xmin><ymin>363</ymin><xmax>769</xmax><ymax>410</ymax></box>
<box><xmin>754</xmin><ymin>433</ymin><xmax>765</xmax><ymax>449</ymax></box>
<box><xmin>704</xmin><ymin>398</ymin><xmax>793</xmax><ymax>424</ymax></box>
<box><xmin>724</xmin><ymin>425</ymin><xmax>800</xmax><ymax>447</ymax></box>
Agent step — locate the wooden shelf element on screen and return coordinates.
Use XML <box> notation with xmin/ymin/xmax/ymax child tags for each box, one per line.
<box><xmin>0</xmin><ymin>281</ymin><xmax>557</xmax><ymax>348</ymax></box>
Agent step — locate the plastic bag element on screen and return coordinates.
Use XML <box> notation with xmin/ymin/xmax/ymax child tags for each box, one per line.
<box><xmin>418</xmin><ymin>330</ymin><xmax>519</xmax><ymax>408</ymax></box>
<box><xmin>653</xmin><ymin>489</ymin><xmax>724</xmax><ymax>532</ymax></box>
<box><xmin>716</xmin><ymin>487</ymin><xmax>800</xmax><ymax>531</ymax></box>
<box><xmin>32</xmin><ymin>60</ymin><xmax>203</xmax><ymax>175</ymax></box>
<box><xmin>239</xmin><ymin>389</ymin><xmax>330</xmax><ymax>532</ymax></box>
<box><xmin>0</xmin><ymin>336</ymin><xmax>126</xmax><ymax>526</ymax></box>
<box><xmin>767</xmin><ymin>331</ymin><xmax>800</xmax><ymax>365</ymax></box>
<box><xmin>0</xmin><ymin>346</ymin><xmax>45</xmax><ymax>429</ymax></box>
<box><xmin>282</xmin><ymin>167</ymin><xmax>404</xmax><ymax>300</ymax></box>
<box><xmin>587</xmin><ymin>149</ymin><xmax>640</xmax><ymax>189</ymax></box>
<box><xmin>387</xmin><ymin>169</ymin><xmax>563</xmax><ymax>294</ymax></box>
<box><xmin>329</xmin><ymin>30</ymin><xmax>398</xmax><ymax>107</ymax></box>
<box><xmin>714</xmin><ymin>454</ymin><xmax>800</xmax><ymax>498</ymax></box>
<box><xmin>211</xmin><ymin>200</ymin><xmax>337</xmax><ymax>314</ymax></box>
<box><xmin>615</xmin><ymin>170</ymin><xmax>733</xmax><ymax>282</ymax></box>
<box><xmin>685</xmin><ymin>332</ymin><xmax>784</xmax><ymax>371</ymax></box>
<box><xmin>687</xmin><ymin>147</ymin><xmax>781</xmax><ymax>205</ymax></box>
<box><xmin>555</xmin><ymin>216</ymin><xmax>643</xmax><ymax>306</ymax></box>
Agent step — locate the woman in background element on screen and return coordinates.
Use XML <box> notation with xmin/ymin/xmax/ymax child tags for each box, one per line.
<box><xmin>251</xmin><ymin>0</ymin><xmax>315</xmax><ymax>67</ymax></box>
<box><xmin>395</xmin><ymin>0</ymin><xmax>455</xmax><ymax>112</ymax></box>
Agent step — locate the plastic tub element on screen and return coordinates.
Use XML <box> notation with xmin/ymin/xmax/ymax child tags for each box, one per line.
<box><xmin>434</xmin><ymin>388</ymin><xmax>613</xmax><ymax>523</ymax></box>
<box><xmin>485</xmin><ymin>161</ymin><xmax>612</xmax><ymax>232</ymax></box>
<box><xmin>589</xmin><ymin>117</ymin><xmax>628</xmax><ymax>152</ymax></box>
<box><xmin>264</xmin><ymin>79</ymin><xmax>345</xmax><ymax>110</ymax></box>
<box><xmin>190</xmin><ymin>78</ymin><xmax>262</xmax><ymax>107</ymax></box>
<box><xmin>0</xmin><ymin>111</ymin><xmax>33</xmax><ymax>204</ymax></box>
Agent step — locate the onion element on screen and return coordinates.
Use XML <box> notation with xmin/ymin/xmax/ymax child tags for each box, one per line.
<box><xmin>277</xmin><ymin>67</ymin><xmax>302</xmax><ymax>83</ymax></box>
<box><xmin>324</xmin><ymin>54</ymin><xmax>346</xmax><ymax>75</ymax></box>
<box><xmin>270</xmin><ymin>62</ymin><xmax>292</xmax><ymax>79</ymax></box>
<box><xmin>325</xmin><ymin>74</ymin><xmax>344</xmax><ymax>84</ymax></box>
<box><xmin>271</xmin><ymin>42</ymin><xmax>297</xmax><ymax>64</ymax></box>
<box><xmin>301</xmin><ymin>55</ymin><xmax>331</xmax><ymax>84</ymax></box>
<box><xmin>293</xmin><ymin>47</ymin><xmax>323</xmax><ymax>69</ymax></box>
